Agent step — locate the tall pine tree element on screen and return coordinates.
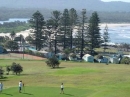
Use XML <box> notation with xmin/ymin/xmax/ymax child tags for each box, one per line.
<box><xmin>69</xmin><ymin>8</ymin><xmax>78</xmax><ymax>49</ymax></box>
<box><xmin>87</xmin><ymin>12</ymin><xmax>101</xmax><ymax>55</ymax></box>
<box><xmin>50</xmin><ymin>10</ymin><xmax>61</xmax><ymax>54</ymax></box>
<box><xmin>80</xmin><ymin>9</ymin><xmax>87</xmax><ymax>59</ymax></box>
<box><xmin>60</xmin><ymin>9</ymin><xmax>70</xmax><ymax>49</ymax></box>
<box><xmin>103</xmin><ymin>24</ymin><xmax>109</xmax><ymax>53</ymax></box>
<box><xmin>29</xmin><ymin>11</ymin><xmax>45</xmax><ymax>50</ymax></box>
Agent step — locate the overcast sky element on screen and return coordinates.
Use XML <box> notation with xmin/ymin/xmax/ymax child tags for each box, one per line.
<box><xmin>101</xmin><ymin>0</ymin><xmax>130</xmax><ymax>2</ymax></box>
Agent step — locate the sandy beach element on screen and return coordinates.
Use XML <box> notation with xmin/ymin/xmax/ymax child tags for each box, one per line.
<box><xmin>0</xmin><ymin>23</ymin><xmax>130</xmax><ymax>38</ymax></box>
<box><xmin>0</xmin><ymin>29</ymin><xmax>31</xmax><ymax>38</ymax></box>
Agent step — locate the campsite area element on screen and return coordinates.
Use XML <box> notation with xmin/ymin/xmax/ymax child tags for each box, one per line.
<box><xmin>0</xmin><ymin>59</ymin><xmax>130</xmax><ymax>97</ymax></box>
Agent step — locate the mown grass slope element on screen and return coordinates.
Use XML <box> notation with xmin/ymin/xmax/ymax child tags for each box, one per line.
<box><xmin>0</xmin><ymin>60</ymin><xmax>130</xmax><ymax>97</ymax></box>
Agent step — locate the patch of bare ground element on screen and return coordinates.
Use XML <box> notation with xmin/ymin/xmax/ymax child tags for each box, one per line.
<box><xmin>0</xmin><ymin>53</ymin><xmax>46</xmax><ymax>60</ymax></box>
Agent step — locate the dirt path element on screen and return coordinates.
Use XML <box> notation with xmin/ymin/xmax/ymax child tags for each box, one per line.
<box><xmin>0</xmin><ymin>53</ymin><xmax>46</xmax><ymax>60</ymax></box>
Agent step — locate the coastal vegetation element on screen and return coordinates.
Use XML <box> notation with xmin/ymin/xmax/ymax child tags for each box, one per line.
<box><xmin>0</xmin><ymin>21</ymin><xmax>29</xmax><ymax>33</ymax></box>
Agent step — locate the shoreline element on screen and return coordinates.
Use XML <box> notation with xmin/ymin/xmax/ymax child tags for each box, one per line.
<box><xmin>0</xmin><ymin>23</ymin><xmax>130</xmax><ymax>44</ymax></box>
<box><xmin>100</xmin><ymin>23</ymin><xmax>130</xmax><ymax>28</ymax></box>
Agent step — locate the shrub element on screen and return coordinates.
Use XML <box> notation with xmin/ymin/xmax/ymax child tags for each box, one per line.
<box><xmin>35</xmin><ymin>52</ymin><xmax>42</xmax><ymax>57</ymax></box>
<box><xmin>24</xmin><ymin>49</ymin><xmax>33</xmax><ymax>55</ymax></box>
<box><xmin>6</xmin><ymin>66</ymin><xmax>11</xmax><ymax>75</ymax></box>
<box><xmin>0</xmin><ymin>67</ymin><xmax>4</xmax><ymax>78</ymax></box>
<box><xmin>11</xmin><ymin>62</ymin><xmax>23</xmax><ymax>75</ymax></box>
<box><xmin>46</xmin><ymin>56</ymin><xmax>60</xmax><ymax>68</ymax></box>
<box><xmin>69</xmin><ymin>53</ymin><xmax>77</xmax><ymax>58</ymax></box>
<box><xmin>63</xmin><ymin>48</ymin><xmax>72</xmax><ymax>57</ymax></box>
<box><xmin>121</xmin><ymin>57</ymin><xmax>130</xmax><ymax>64</ymax></box>
<box><xmin>3</xmin><ymin>48</ymin><xmax>8</xmax><ymax>53</ymax></box>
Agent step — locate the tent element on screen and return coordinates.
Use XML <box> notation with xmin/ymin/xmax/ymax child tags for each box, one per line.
<box><xmin>0</xmin><ymin>46</ymin><xmax>3</xmax><ymax>54</ymax></box>
<box><xmin>98</xmin><ymin>56</ymin><xmax>108</xmax><ymax>63</ymax></box>
<box><xmin>56</xmin><ymin>53</ymin><xmax>66</xmax><ymax>60</ymax></box>
<box><xmin>38</xmin><ymin>50</ymin><xmax>48</xmax><ymax>58</ymax></box>
<box><xmin>109</xmin><ymin>57</ymin><xmax>119</xmax><ymax>64</ymax></box>
<box><xmin>82</xmin><ymin>54</ymin><xmax>94</xmax><ymax>62</ymax></box>
<box><xmin>69</xmin><ymin>53</ymin><xmax>77</xmax><ymax>61</ymax></box>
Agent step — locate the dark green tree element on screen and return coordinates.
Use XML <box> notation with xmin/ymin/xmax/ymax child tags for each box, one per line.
<box><xmin>69</xmin><ymin>8</ymin><xmax>78</xmax><ymax>49</ymax></box>
<box><xmin>51</xmin><ymin>10</ymin><xmax>61</xmax><ymax>29</ymax></box>
<box><xmin>46</xmin><ymin>10</ymin><xmax>61</xmax><ymax>54</ymax></box>
<box><xmin>0</xmin><ymin>67</ymin><xmax>4</xmax><ymax>78</ymax></box>
<box><xmin>51</xmin><ymin>10</ymin><xmax>61</xmax><ymax>54</ymax></box>
<box><xmin>5</xmin><ymin>40</ymin><xmax>19</xmax><ymax>51</ymax></box>
<box><xmin>75</xmin><ymin>33</ymin><xmax>82</xmax><ymax>53</ymax></box>
<box><xmin>87</xmin><ymin>12</ymin><xmax>101</xmax><ymax>55</ymax></box>
<box><xmin>14</xmin><ymin>34</ymin><xmax>24</xmax><ymax>48</ymax></box>
<box><xmin>0</xmin><ymin>36</ymin><xmax>6</xmax><ymax>44</ymax></box>
<box><xmin>63</xmin><ymin>48</ymin><xmax>72</xmax><ymax>59</ymax></box>
<box><xmin>25</xmin><ymin>35</ymin><xmax>34</xmax><ymax>44</ymax></box>
<box><xmin>46</xmin><ymin>56</ymin><xmax>60</xmax><ymax>68</ymax></box>
<box><xmin>103</xmin><ymin>24</ymin><xmax>109</xmax><ymax>53</ymax></box>
<box><xmin>29</xmin><ymin>11</ymin><xmax>45</xmax><ymax>50</ymax></box>
<box><xmin>121</xmin><ymin>57</ymin><xmax>130</xmax><ymax>64</ymax></box>
<box><xmin>60</xmin><ymin>9</ymin><xmax>71</xmax><ymax>49</ymax></box>
<box><xmin>10</xmin><ymin>31</ymin><xmax>16</xmax><ymax>40</ymax></box>
<box><xmin>4</xmin><ymin>36</ymin><xmax>11</xmax><ymax>42</ymax></box>
<box><xmin>6</xmin><ymin>66</ymin><xmax>11</xmax><ymax>75</ymax></box>
<box><xmin>79</xmin><ymin>9</ymin><xmax>87</xmax><ymax>59</ymax></box>
<box><xmin>44</xmin><ymin>28</ymin><xmax>52</xmax><ymax>50</ymax></box>
<box><xmin>72</xmin><ymin>9</ymin><xmax>87</xmax><ymax>56</ymax></box>
<box><xmin>69</xmin><ymin>8</ymin><xmax>78</xmax><ymax>26</ymax></box>
<box><xmin>11</xmin><ymin>62</ymin><xmax>23</xmax><ymax>75</ymax></box>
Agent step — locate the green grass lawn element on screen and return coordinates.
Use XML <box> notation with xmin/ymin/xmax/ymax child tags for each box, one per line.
<box><xmin>0</xmin><ymin>60</ymin><xmax>130</xmax><ymax>97</ymax></box>
<box><xmin>1</xmin><ymin>87</ymin><xmax>91</xmax><ymax>97</ymax></box>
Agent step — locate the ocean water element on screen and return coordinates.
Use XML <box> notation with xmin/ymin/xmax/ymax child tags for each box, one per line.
<box><xmin>0</xmin><ymin>18</ymin><xmax>30</xmax><ymax>24</ymax></box>
<box><xmin>0</xmin><ymin>18</ymin><xmax>130</xmax><ymax>44</ymax></box>
<box><xmin>100</xmin><ymin>25</ymin><xmax>130</xmax><ymax>44</ymax></box>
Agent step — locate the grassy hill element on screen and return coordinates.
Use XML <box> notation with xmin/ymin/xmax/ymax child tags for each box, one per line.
<box><xmin>0</xmin><ymin>60</ymin><xmax>130</xmax><ymax>97</ymax></box>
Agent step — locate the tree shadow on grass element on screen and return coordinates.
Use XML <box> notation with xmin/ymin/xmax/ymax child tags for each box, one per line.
<box><xmin>0</xmin><ymin>79</ymin><xmax>8</xmax><ymax>81</ymax></box>
<box><xmin>2</xmin><ymin>93</ymin><xmax>13</xmax><ymax>96</ymax></box>
<box><xmin>50</xmin><ymin>67</ymin><xmax>66</xmax><ymax>69</ymax></box>
<box><xmin>64</xmin><ymin>93</ymin><xmax>74</xmax><ymax>96</ymax></box>
<box><xmin>22</xmin><ymin>92</ymin><xmax>33</xmax><ymax>95</ymax></box>
<box><xmin>0</xmin><ymin>77</ymin><xmax>7</xmax><ymax>79</ymax></box>
<box><xmin>19</xmin><ymin>74</ymin><xmax>31</xmax><ymax>76</ymax></box>
<box><xmin>13</xmin><ymin>73</ymin><xmax>30</xmax><ymax>76</ymax></box>
<box><xmin>0</xmin><ymin>77</ymin><xmax>9</xmax><ymax>81</ymax></box>
<box><xmin>56</xmin><ymin>67</ymin><xmax>66</xmax><ymax>69</ymax></box>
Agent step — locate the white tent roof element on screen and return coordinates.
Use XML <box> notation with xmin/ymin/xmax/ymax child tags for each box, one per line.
<box><xmin>38</xmin><ymin>50</ymin><xmax>48</xmax><ymax>54</ymax></box>
<box><xmin>83</xmin><ymin>54</ymin><xmax>92</xmax><ymax>57</ymax></box>
<box><xmin>124</xmin><ymin>55</ymin><xmax>130</xmax><ymax>58</ymax></box>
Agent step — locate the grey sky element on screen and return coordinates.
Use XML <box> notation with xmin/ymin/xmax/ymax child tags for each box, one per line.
<box><xmin>101</xmin><ymin>0</ymin><xmax>130</xmax><ymax>2</ymax></box>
